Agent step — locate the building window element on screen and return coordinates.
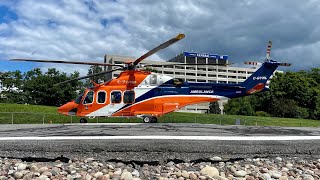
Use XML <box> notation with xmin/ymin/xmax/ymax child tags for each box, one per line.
<box><xmin>83</xmin><ymin>91</ymin><xmax>94</xmax><ymax>104</ymax></box>
<box><xmin>111</xmin><ymin>91</ymin><xmax>122</xmax><ymax>103</ymax></box>
<box><xmin>123</xmin><ymin>91</ymin><xmax>135</xmax><ymax>104</ymax></box>
<box><xmin>97</xmin><ymin>91</ymin><xmax>106</xmax><ymax>104</ymax></box>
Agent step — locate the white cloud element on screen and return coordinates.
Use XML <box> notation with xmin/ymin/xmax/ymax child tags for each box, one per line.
<box><xmin>0</xmin><ymin>0</ymin><xmax>320</xmax><ymax>76</ymax></box>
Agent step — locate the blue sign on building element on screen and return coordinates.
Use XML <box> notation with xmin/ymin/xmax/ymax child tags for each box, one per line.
<box><xmin>183</xmin><ymin>51</ymin><xmax>228</xmax><ymax>60</ymax></box>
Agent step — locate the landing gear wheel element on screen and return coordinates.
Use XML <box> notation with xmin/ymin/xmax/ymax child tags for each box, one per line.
<box><xmin>143</xmin><ymin>116</ymin><xmax>152</xmax><ymax>123</ymax></box>
<box><xmin>142</xmin><ymin>116</ymin><xmax>158</xmax><ymax>123</ymax></box>
<box><xmin>79</xmin><ymin>118</ymin><xmax>87</xmax><ymax>123</ymax></box>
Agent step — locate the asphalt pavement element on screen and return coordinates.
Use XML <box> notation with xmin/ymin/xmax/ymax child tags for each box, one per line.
<box><xmin>0</xmin><ymin>123</ymin><xmax>320</xmax><ymax>163</ymax></box>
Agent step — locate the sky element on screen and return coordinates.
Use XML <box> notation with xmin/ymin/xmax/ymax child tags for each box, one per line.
<box><xmin>0</xmin><ymin>0</ymin><xmax>320</xmax><ymax>76</ymax></box>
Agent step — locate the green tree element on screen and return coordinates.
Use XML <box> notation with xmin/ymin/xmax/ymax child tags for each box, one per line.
<box><xmin>209</xmin><ymin>101</ymin><xmax>221</xmax><ymax>114</ymax></box>
<box><xmin>0</xmin><ymin>70</ymin><xmax>24</xmax><ymax>103</ymax></box>
<box><xmin>22</xmin><ymin>68</ymin><xmax>81</xmax><ymax>106</ymax></box>
<box><xmin>85</xmin><ymin>65</ymin><xmax>105</xmax><ymax>87</ymax></box>
<box><xmin>224</xmin><ymin>97</ymin><xmax>255</xmax><ymax>116</ymax></box>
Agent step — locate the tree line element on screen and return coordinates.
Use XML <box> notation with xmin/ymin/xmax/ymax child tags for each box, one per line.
<box><xmin>223</xmin><ymin>68</ymin><xmax>320</xmax><ymax>120</ymax></box>
<box><xmin>0</xmin><ymin>66</ymin><xmax>104</xmax><ymax>106</ymax></box>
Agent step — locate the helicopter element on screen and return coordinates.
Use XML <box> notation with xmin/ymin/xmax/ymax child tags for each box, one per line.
<box><xmin>11</xmin><ymin>34</ymin><xmax>290</xmax><ymax>123</ymax></box>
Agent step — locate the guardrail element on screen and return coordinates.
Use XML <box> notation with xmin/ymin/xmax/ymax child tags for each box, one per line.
<box><xmin>0</xmin><ymin>112</ymin><xmax>319</xmax><ymax>127</ymax></box>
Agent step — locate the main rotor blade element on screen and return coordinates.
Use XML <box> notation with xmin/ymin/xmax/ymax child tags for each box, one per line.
<box><xmin>11</xmin><ymin>58</ymin><xmax>123</xmax><ymax>67</ymax></box>
<box><xmin>133</xmin><ymin>34</ymin><xmax>185</xmax><ymax>65</ymax></box>
<box><xmin>54</xmin><ymin>68</ymin><xmax>123</xmax><ymax>86</ymax></box>
<box><xmin>144</xmin><ymin>63</ymin><xmax>231</xmax><ymax>67</ymax></box>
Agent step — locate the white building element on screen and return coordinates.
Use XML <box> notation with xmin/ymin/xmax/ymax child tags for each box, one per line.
<box><xmin>105</xmin><ymin>52</ymin><xmax>264</xmax><ymax>113</ymax></box>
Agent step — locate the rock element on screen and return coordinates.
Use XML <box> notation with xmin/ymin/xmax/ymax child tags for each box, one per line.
<box><xmin>181</xmin><ymin>170</ymin><xmax>189</xmax><ymax>178</ymax></box>
<box><xmin>271</xmin><ymin>171</ymin><xmax>282</xmax><ymax>179</ymax></box>
<box><xmin>23</xmin><ymin>172</ymin><xmax>34</xmax><ymax>180</ymax></box>
<box><xmin>86</xmin><ymin>158</ymin><xmax>94</xmax><ymax>163</ymax></box>
<box><xmin>108</xmin><ymin>164</ymin><xmax>115</xmax><ymax>170</ymax></box>
<box><xmin>279</xmin><ymin>176</ymin><xmax>289</xmax><ymax>180</ymax></box>
<box><xmin>29</xmin><ymin>165</ymin><xmax>38</xmax><ymax>172</ymax></box>
<box><xmin>132</xmin><ymin>169</ymin><xmax>139</xmax><ymax>177</ymax></box>
<box><xmin>0</xmin><ymin>176</ymin><xmax>6</xmax><ymax>180</ymax></box>
<box><xmin>14</xmin><ymin>172</ymin><xmax>23</xmax><ymax>179</ymax></box>
<box><xmin>94</xmin><ymin>172</ymin><xmax>103</xmax><ymax>178</ymax></box>
<box><xmin>114</xmin><ymin>169</ymin><xmax>122</xmax><ymax>176</ymax></box>
<box><xmin>175</xmin><ymin>170</ymin><xmax>182</xmax><ymax>177</ymax></box>
<box><xmin>275</xmin><ymin>157</ymin><xmax>283</xmax><ymax>162</ymax></box>
<box><xmin>189</xmin><ymin>172</ymin><xmax>197</xmax><ymax>180</ymax></box>
<box><xmin>55</xmin><ymin>163</ymin><xmax>63</xmax><ymax>168</ymax></box>
<box><xmin>302</xmin><ymin>174</ymin><xmax>314</xmax><ymax>180</ymax></box>
<box><xmin>92</xmin><ymin>162</ymin><xmax>99</xmax><ymax>167</ymax></box>
<box><xmin>101</xmin><ymin>169</ymin><xmax>108</xmax><ymax>174</ymax></box>
<box><xmin>282</xmin><ymin>167</ymin><xmax>289</xmax><ymax>172</ymax></box>
<box><xmin>304</xmin><ymin>170</ymin><xmax>314</xmax><ymax>175</ymax></box>
<box><xmin>85</xmin><ymin>174</ymin><xmax>92</xmax><ymax>180</ymax></box>
<box><xmin>261</xmin><ymin>173</ymin><xmax>272</xmax><ymax>180</ymax></box>
<box><xmin>210</xmin><ymin>156</ymin><xmax>222</xmax><ymax>161</ymax></box>
<box><xmin>42</xmin><ymin>171</ymin><xmax>52</xmax><ymax>177</ymax></box>
<box><xmin>260</xmin><ymin>168</ymin><xmax>269</xmax><ymax>173</ymax></box>
<box><xmin>97</xmin><ymin>175</ymin><xmax>108</xmax><ymax>180</ymax></box>
<box><xmin>121</xmin><ymin>171</ymin><xmax>133</xmax><ymax>180</ymax></box>
<box><xmin>166</xmin><ymin>161</ymin><xmax>175</xmax><ymax>167</ymax></box>
<box><xmin>39</xmin><ymin>175</ymin><xmax>49</xmax><ymax>180</ymax></box>
<box><xmin>234</xmin><ymin>170</ymin><xmax>247</xmax><ymax>177</ymax></box>
<box><xmin>246</xmin><ymin>176</ymin><xmax>255</xmax><ymax>180</ymax></box>
<box><xmin>229</xmin><ymin>166</ymin><xmax>237</xmax><ymax>173</ymax></box>
<box><xmin>17</xmin><ymin>163</ymin><xmax>27</xmax><ymax>171</ymax></box>
<box><xmin>39</xmin><ymin>167</ymin><xmax>49</xmax><ymax>174</ymax></box>
<box><xmin>286</xmin><ymin>163</ymin><xmax>294</xmax><ymax>169</ymax></box>
<box><xmin>200</xmin><ymin>166</ymin><xmax>219</xmax><ymax>177</ymax></box>
<box><xmin>8</xmin><ymin>170</ymin><xmax>14</xmax><ymax>175</ymax></box>
<box><xmin>132</xmin><ymin>178</ymin><xmax>141</xmax><ymax>180</ymax></box>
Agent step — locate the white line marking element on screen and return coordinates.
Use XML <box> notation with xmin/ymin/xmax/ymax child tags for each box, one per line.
<box><xmin>63</xmin><ymin>123</ymin><xmax>142</xmax><ymax>126</ymax></box>
<box><xmin>1</xmin><ymin>136</ymin><xmax>320</xmax><ymax>141</ymax></box>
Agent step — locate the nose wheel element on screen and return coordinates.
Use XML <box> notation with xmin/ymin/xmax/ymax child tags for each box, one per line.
<box><xmin>142</xmin><ymin>116</ymin><xmax>158</xmax><ymax>123</ymax></box>
<box><xmin>79</xmin><ymin>118</ymin><xmax>87</xmax><ymax>123</ymax></box>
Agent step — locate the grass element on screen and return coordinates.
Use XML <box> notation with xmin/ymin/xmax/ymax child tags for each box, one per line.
<box><xmin>0</xmin><ymin>103</ymin><xmax>319</xmax><ymax>127</ymax></box>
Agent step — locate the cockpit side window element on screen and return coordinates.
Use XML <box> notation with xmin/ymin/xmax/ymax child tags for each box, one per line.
<box><xmin>173</xmin><ymin>78</ymin><xmax>184</xmax><ymax>86</ymax></box>
<box><xmin>83</xmin><ymin>91</ymin><xmax>94</xmax><ymax>104</ymax></box>
<box><xmin>74</xmin><ymin>92</ymin><xmax>84</xmax><ymax>104</ymax></box>
<box><xmin>111</xmin><ymin>91</ymin><xmax>122</xmax><ymax>103</ymax></box>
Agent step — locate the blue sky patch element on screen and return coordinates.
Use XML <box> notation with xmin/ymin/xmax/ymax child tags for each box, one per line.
<box><xmin>0</xmin><ymin>6</ymin><xmax>18</xmax><ymax>23</ymax></box>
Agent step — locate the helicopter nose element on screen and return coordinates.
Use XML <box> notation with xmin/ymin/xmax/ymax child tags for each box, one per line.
<box><xmin>58</xmin><ymin>101</ymin><xmax>78</xmax><ymax>116</ymax></box>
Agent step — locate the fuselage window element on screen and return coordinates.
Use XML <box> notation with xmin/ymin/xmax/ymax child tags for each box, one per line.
<box><xmin>83</xmin><ymin>91</ymin><xmax>94</xmax><ymax>104</ymax></box>
<box><xmin>97</xmin><ymin>91</ymin><xmax>106</xmax><ymax>104</ymax></box>
<box><xmin>124</xmin><ymin>91</ymin><xmax>135</xmax><ymax>104</ymax></box>
<box><xmin>111</xmin><ymin>91</ymin><xmax>122</xmax><ymax>103</ymax></box>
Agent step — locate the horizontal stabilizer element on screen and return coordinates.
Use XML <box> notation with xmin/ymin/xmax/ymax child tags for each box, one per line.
<box><xmin>279</xmin><ymin>62</ymin><xmax>291</xmax><ymax>66</ymax></box>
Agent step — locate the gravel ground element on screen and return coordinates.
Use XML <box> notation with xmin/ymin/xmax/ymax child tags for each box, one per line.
<box><xmin>0</xmin><ymin>156</ymin><xmax>320</xmax><ymax>180</ymax></box>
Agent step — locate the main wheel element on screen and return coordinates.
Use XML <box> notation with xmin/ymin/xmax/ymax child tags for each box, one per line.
<box><xmin>79</xmin><ymin>118</ymin><xmax>87</xmax><ymax>123</ymax></box>
<box><xmin>142</xmin><ymin>116</ymin><xmax>152</xmax><ymax>123</ymax></box>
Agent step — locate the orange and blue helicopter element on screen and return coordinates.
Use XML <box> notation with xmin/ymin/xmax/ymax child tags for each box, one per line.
<box><xmin>12</xmin><ymin>34</ymin><xmax>290</xmax><ymax>123</ymax></box>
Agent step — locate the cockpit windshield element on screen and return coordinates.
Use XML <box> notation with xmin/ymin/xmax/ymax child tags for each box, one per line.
<box><xmin>74</xmin><ymin>92</ymin><xmax>84</xmax><ymax>104</ymax></box>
